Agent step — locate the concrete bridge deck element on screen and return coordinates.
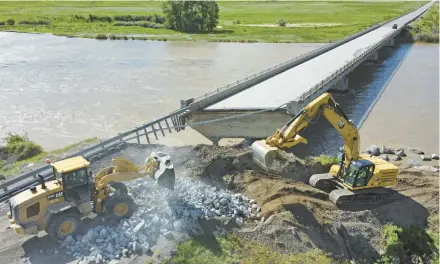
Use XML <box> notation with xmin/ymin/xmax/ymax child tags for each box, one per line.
<box><xmin>205</xmin><ymin>2</ymin><xmax>433</xmax><ymax>111</ymax></box>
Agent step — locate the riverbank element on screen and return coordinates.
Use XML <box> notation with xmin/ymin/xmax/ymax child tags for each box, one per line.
<box><xmin>0</xmin><ymin>1</ymin><xmax>427</xmax><ymax>43</ymax></box>
<box><xmin>410</xmin><ymin>2</ymin><xmax>439</xmax><ymax>43</ymax></box>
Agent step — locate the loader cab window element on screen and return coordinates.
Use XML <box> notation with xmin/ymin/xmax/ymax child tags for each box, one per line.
<box><xmin>63</xmin><ymin>169</ymin><xmax>88</xmax><ymax>190</ymax></box>
<box><xmin>62</xmin><ymin>169</ymin><xmax>91</xmax><ymax>203</ymax></box>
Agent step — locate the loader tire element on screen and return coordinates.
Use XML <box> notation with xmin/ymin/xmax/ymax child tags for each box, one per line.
<box><xmin>105</xmin><ymin>193</ymin><xmax>134</xmax><ymax>221</ymax></box>
<box><xmin>110</xmin><ymin>182</ymin><xmax>128</xmax><ymax>194</ymax></box>
<box><xmin>47</xmin><ymin>212</ymin><xmax>81</xmax><ymax>240</ymax></box>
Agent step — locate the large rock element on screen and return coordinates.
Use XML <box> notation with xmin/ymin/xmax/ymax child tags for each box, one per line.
<box><xmin>421</xmin><ymin>155</ymin><xmax>432</xmax><ymax>161</ymax></box>
<box><xmin>396</xmin><ymin>148</ymin><xmax>407</xmax><ymax>157</ymax></box>
<box><xmin>365</xmin><ymin>145</ymin><xmax>380</xmax><ymax>156</ymax></box>
<box><xmin>431</xmin><ymin>154</ymin><xmax>439</xmax><ymax>160</ymax></box>
<box><xmin>410</xmin><ymin>148</ymin><xmax>424</xmax><ymax>155</ymax></box>
<box><xmin>380</xmin><ymin>146</ymin><xmax>395</xmax><ymax>155</ymax></box>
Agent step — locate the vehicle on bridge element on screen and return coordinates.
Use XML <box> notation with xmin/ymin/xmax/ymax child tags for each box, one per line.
<box><xmin>7</xmin><ymin>152</ymin><xmax>175</xmax><ymax>240</ymax></box>
<box><xmin>251</xmin><ymin>92</ymin><xmax>399</xmax><ymax>208</ymax></box>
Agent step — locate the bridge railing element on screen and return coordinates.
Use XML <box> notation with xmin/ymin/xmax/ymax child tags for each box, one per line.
<box><xmin>296</xmin><ymin>3</ymin><xmax>431</xmax><ymax>103</ymax></box>
<box><xmin>182</xmin><ymin>4</ymin><xmax>427</xmax><ymax>111</ymax></box>
<box><xmin>0</xmin><ymin>108</ymin><xmax>188</xmax><ymax>203</ymax></box>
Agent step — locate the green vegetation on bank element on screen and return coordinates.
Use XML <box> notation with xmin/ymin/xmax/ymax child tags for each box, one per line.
<box><xmin>0</xmin><ymin>133</ymin><xmax>98</xmax><ymax>178</ymax></box>
<box><xmin>377</xmin><ymin>213</ymin><xmax>439</xmax><ymax>264</ymax></box>
<box><xmin>164</xmin><ymin>233</ymin><xmax>340</xmax><ymax>264</ymax></box>
<box><xmin>410</xmin><ymin>2</ymin><xmax>439</xmax><ymax>43</ymax></box>
<box><xmin>314</xmin><ymin>154</ymin><xmax>340</xmax><ymax>166</ymax></box>
<box><xmin>0</xmin><ymin>1</ymin><xmax>428</xmax><ymax>43</ymax></box>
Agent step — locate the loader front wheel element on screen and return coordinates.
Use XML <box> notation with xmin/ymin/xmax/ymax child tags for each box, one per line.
<box><xmin>47</xmin><ymin>212</ymin><xmax>81</xmax><ymax>240</ymax></box>
<box><xmin>105</xmin><ymin>193</ymin><xmax>134</xmax><ymax>221</ymax></box>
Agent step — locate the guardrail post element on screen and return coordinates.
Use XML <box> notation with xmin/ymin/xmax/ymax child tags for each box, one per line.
<box><xmin>135</xmin><ymin>130</ymin><xmax>141</xmax><ymax>144</ymax></box>
<box><xmin>152</xmin><ymin>124</ymin><xmax>159</xmax><ymax>140</ymax></box>
<box><xmin>164</xmin><ymin>119</ymin><xmax>172</xmax><ymax>133</ymax></box>
<box><xmin>144</xmin><ymin>128</ymin><xmax>150</xmax><ymax>144</ymax></box>
<box><xmin>171</xmin><ymin>115</ymin><xmax>179</xmax><ymax>132</ymax></box>
<box><xmin>157</xmin><ymin>122</ymin><xmax>166</xmax><ymax>136</ymax></box>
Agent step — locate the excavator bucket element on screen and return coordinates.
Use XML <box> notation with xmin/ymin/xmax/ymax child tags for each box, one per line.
<box><xmin>251</xmin><ymin>140</ymin><xmax>280</xmax><ymax>171</ymax></box>
<box><xmin>150</xmin><ymin>152</ymin><xmax>176</xmax><ymax>190</ymax></box>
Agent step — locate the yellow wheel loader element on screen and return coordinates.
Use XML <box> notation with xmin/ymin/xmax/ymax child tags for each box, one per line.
<box><xmin>7</xmin><ymin>152</ymin><xmax>175</xmax><ymax>240</ymax></box>
<box><xmin>251</xmin><ymin>92</ymin><xmax>399</xmax><ymax>208</ymax></box>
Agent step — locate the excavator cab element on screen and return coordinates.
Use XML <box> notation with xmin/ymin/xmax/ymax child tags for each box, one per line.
<box><xmin>342</xmin><ymin>160</ymin><xmax>375</xmax><ymax>188</ymax></box>
<box><xmin>51</xmin><ymin>156</ymin><xmax>92</xmax><ymax>203</ymax></box>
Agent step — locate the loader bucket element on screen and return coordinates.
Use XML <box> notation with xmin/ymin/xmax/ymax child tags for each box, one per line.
<box><xmin>251</xmin><ymin>140</ymin><xmax>280</xmax><ymax>171</ymax></box>
<box><xmin>151</xmin><ymin>152</ymin><xmax>176</xmax><ymax>190</ymax></box>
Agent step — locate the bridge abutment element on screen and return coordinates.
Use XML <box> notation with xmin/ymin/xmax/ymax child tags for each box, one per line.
<box><xmin>366</xmin><ymin>51</ymin><xmax>379</xmax><ymax>62</ymax></box>
<box><xmin>186</xmin><ymin>110</ymin><xmax>292</xmax><ymax>143</ymax></box>
<box><xmin>384</xmin><ymin>38</ymin><xmax>395</xmax><ymax>47</ymax></box>
<box><xmin>332</xmin><ymin>76</ymin><xmax>349</xmax><ymax>92</ymax></box>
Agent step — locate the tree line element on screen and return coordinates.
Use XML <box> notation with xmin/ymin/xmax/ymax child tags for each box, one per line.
<box><xmin>162</xmin><ymin>1</ymin><xmax>219</xmax><ymax>32</ymax></box>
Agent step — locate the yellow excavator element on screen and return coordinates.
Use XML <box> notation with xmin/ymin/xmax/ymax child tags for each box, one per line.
<box><xmin>251</xmin><ymin>92</ymin><xmax>399</xmax><ymax>207</ymax></box>
<box><xmin>7</xmin><ymin>152</ymin><xmax>175</xmax><ymax>240</ymax></box>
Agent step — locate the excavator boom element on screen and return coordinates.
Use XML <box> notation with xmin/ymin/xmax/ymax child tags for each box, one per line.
<box><xmin>252</xmin><ymin>92</ymin><xmax>359</xmax><ymax>170</ymax></box>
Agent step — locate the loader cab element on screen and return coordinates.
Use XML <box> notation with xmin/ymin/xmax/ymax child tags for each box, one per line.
<box><xmin>50</xmin><ymin>156</ymin><xmax>92</xmax><ymax>203</ymax></box>
<box><xmin>343</xmin><ymin>160</ymin><xmax>375</xmax><ymax>188</ymax></box>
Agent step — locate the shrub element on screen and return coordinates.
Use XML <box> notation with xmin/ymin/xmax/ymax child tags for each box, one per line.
<box><xmin>112</xmin><ymin>21</ymin><xmax>164</xmax><ymax>29</ymax></box>
<box><xmin>6</xmin><ymin>18</ymin><xmax>14</xmax><ymax>26</ymax></box>
<box><xmin>88</xmin><ymin>14</ymin><xmax>112</xmax><ymax>23</ymax></box>
<box><xmin>3</xmin><ymin>133</ymin><xmax>43</xmax><ymax>161</ymax></box>
<box><xmin>95</xmin><ymin>34</ymin><xmax>107</xmax><ymax>39</ymax></box>
<box><xmin>279</xmin><ymin>18</ymin><xmax>286</xmax><ymax>27</ymax></box>
<box><xmin>18</xmin><ymin>20</ymin><xmax>50</xmax><ymax>25</ymax></box>
<box><xmin>0</xmin><ymin>21</ymin><xmax>5</xmax><ymax>26</ymax></box>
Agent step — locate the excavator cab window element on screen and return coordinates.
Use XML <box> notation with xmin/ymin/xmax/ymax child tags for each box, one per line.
<box><xmin>62</xmin><ymin>169</ymin><xmax>92</xmax><ymax>203</ymax></box>
<box><xmin>344</xmin><ymin>162</ymin><xmax>375</xmax><ymax>188</ymax></box>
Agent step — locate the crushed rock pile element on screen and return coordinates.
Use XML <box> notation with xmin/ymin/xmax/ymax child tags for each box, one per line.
<box><xmin>60</xmin><ymin>177</ymin><xmax>260</xmax><ymax>264</ymax></box>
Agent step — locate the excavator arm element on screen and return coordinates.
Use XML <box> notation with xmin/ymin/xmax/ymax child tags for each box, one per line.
<box><xmin>252</xmin><ymin>92</ymin><xmax>360</xmax><ymax>170</ymax></box>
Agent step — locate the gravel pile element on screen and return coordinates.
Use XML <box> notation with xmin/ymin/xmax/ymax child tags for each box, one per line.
<box><xmin>60</xmin><ymin>177</ymin><xmax>259</xmax><ymax>264</ymax></box>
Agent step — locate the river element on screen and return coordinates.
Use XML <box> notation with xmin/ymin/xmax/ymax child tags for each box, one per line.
<box><xmin>1</xmin><ymin>32</ymin><xmax>438</xmax><ymax>156</ymax></box>
<box><xmin>0</xmin><ymin>32</ymin><xmax>324</xmax><ymax>150</ymax></box>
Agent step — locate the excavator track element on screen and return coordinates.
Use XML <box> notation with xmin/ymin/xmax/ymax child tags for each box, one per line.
<box><xmin>309</xmin><ymin>173</ymin><xmax>335</xmax><ymax>190</ymax></box>
<box><xmin>329</xmin><ymin>187</ymin><xmax>395</xmax><ymax>210</ymax></box>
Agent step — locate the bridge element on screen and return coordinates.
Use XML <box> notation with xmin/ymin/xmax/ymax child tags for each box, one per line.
<box><xmin>180</xmin><ymin>1</ymin><xmax>435</xmax><ymax>145</ymax></box>
<box><xmin>0</xmin><ymin>1</ymin><xmax>434</xmax><ymax>202</ymax></box>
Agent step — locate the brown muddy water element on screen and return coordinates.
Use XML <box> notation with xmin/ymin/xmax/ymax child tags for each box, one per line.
<box><xmin>1</xmin><ymin>32</ymin><xmax>438</xmax><ymax>158</ymax></box>
<box><xmin>0</xmin><ymin>32</ymin><xmax>324</xmax><ymax>150</ymax></box>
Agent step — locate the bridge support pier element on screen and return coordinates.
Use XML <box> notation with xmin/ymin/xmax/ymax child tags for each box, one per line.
<box><xmin>384</xmin><ymin>38</ymin><xmax>395</xmax><ymax>47</ymax></box>
<box><xmin>366</xmin><ymin>51</ymin><xmax>379</xmax><ymax>62</ymax></box>
<box><xmin>332</xmin><ymin>76</ymin><xmax>349</xmax><ymax>92</ymax></box>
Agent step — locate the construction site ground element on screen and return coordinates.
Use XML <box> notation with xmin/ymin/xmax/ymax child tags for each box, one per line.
<box><xmin>0</xmin><ymin>142</ymin><xmax>438</xmax><ymax>264</ymax></box>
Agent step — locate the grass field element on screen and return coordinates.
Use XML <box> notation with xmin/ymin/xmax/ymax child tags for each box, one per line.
<box><xmin>0</xmin><ymin>1</ymin><xmax>429</xmax><ymax>42</ymax></box>
<box><xmin>410</xmin><ymin>2</ymin><xmax>439</xmax><ymax>43</ymax></box>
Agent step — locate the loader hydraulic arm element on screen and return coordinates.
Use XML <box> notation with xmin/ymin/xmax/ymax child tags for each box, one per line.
<box><xmin>94</xmin><ymin>153</ymin><xmax>175</xmax><ymax>191</ymax></box>
<box><xmin>252</xmin><ymin>92</ymin><xmax>360</xmax><ymax>170</ymax></box>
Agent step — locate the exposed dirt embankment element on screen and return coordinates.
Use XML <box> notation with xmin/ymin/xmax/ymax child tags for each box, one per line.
<box><xmin>0</xmin><ymin>143</ymin><xmax>438</xmax><ymax>264</ymax></box>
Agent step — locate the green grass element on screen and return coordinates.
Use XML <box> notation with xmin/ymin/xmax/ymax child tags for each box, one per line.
<box><xmin>410</xmin><ymin>2</ymin><xmax>439</xmax><ymax>43</ymax></box>
<box><xmin>165</xmin><ymin>233</ymin><xmax>340</xmax><ymax>264</ymax></box>
<box><xmin>0</xmin><ymin>137</ymin><xmax>99</xmax><ymax>177</ymax></box>
<box><xmin>378</xmin><ymin>222</ymin><xmax>439</xmax><ymax>264</ymax></box>
<box><xmin>0</xmin><ymin>1</ymin><xmax>428</xmax><ymax>43</ymax></box>
<box><xmin>314</xmin><ymin>154</ymin><xmax>340</xmax><ymax>166</ymax></box>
